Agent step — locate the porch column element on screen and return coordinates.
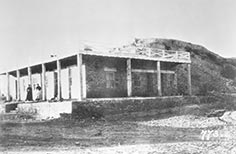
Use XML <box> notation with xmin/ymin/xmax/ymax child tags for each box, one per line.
<box><xmin>187</xmin><ymin>64</ymin><xmax>192</xmax><ymax>95</ymax></box>
<box><xmin>68</xmin><ymin>67</ymin><xmax>72</xmax><ymax>99</ymax></box>
<box><xmin>41</xmin><ymin>63</ymin><xmax>47</xmax><ymax>100</ymax></box>
<box><xmin>174</xmin><ymin>72</ymin><xmax>178</xmax><ymax>93</ymax></box>
<box><xmin>57</xmin><ymin>59</ymin><xmax>61</xmax><ymax>101</ymax></box>
<box><xmin>16</xmin><ymin>70</ymin><xmax>21</xmax><ymax>100</ymax></box>
<box><xmin>127</xmin><ymin>59</ymin><xmax>132</xmax><ymax>97</ymax></box>
<box><xmin>157</xmin><ymin>61</ymin><xmax>162</xmax><ymax>96</ymax></box>
<box><xmin>77</xmin><ymin>54</ymin><xmax>83</xmax><ymax>101</ymax></box>
<box><xmin>6</xmin><ymin>72</ymin><xmax>10</xmax><ymax>101</ymax></box>
<box><xmin>82</xmin><ymin>64</ymin><xmax>87</xmax><ymax>99</ymax></box>
<box><xmin>27</xmin><ymin>67</ymin><xmax>32</xmax><ymax>87</ymax></box>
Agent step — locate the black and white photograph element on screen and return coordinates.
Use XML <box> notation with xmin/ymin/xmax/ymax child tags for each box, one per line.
<box><xmin>0</xmin><ymin>0</ymin><xmax>236</xmax><ymax>153</ymax></box>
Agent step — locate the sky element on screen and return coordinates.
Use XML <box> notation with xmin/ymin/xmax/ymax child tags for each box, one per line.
<box><xmin>0</xmin><ymin>0</ymin><xmax>235</xmax><ymax>72</ymax></box>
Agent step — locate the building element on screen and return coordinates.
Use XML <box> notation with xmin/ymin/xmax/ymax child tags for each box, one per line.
<box><xmin>0</xmin><ymin>39</ymin><xmax>192</xmax><ymax>118</ymax></box>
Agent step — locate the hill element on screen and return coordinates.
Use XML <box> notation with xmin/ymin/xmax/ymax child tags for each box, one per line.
<box><xmin>127</xmin><ymin>38</ymin><xmax>236</xmax><ymax>95</ymax></box>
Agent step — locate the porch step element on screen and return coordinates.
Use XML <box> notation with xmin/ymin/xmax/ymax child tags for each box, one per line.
<box><xmin>5</xmin><ymin>102</ymin><xmax>18</xmax><ymax>113</ymax></box>
<box><xmin>0</xmin><ymin>113</ymin><xmax>18</xmax><ymax>121</ymax></box>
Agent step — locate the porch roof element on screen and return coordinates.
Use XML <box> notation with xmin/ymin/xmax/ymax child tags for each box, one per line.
<box><xmin>0</xmin><ymin>47</ymin><xmax>191</xmax><ymax>76</ymax></box>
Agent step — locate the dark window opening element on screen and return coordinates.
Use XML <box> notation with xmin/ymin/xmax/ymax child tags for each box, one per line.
<box><xmin>105</xmin><ymin>71</ymin><xmax>116</xmax><ymax>89</ymax></box>
<box><xmin>133</xmin><ymin>74</ymin><xmax>141</xmax><ymax>87</ymax></box>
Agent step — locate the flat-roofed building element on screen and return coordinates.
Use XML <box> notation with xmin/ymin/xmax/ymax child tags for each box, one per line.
<box><xmin>0</xmin><ymin>39</ymin><xmax>192</xmax><ymax>118</ymax></box>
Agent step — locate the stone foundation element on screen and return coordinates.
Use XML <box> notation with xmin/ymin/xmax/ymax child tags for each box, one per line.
<box><xmin>6</xmin><ymin>96</ymin><xmax>212</xmax><ymax>120</ymax></box>
<box><xmin>17</xmin><ymin>101</ymin><xmax>72</xmax><ymax>120</ymax></box>
<box><xmin>72</xmin><ymin>96</ymin><xmax>200</xmax><ymax>119</ymax></box>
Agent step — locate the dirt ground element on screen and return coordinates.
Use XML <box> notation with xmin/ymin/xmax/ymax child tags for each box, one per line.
<box><xmin>1</xmin><ymin>109</ymin><xmax>236</xmax><ymax>154</ymax></box>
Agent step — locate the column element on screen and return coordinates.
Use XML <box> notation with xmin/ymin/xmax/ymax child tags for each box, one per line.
<box><xmin>174</xmin><ymin>72</ymin><xmax>178</xmax><ymax>94</ymax></box>
<box><xmin>16</xmin><ymin>70</ymin><xmax>21</xmax><ymax>100</ymax></box>
<box><xmin>41</xmin><ymin>63</ymin><xmax>47</xmax><ymax>101</ymax></box>
<box><xmin>57</xmin><ymin>59</ymin><xmax>61</xmax><ymax>101</ymax></box>
<box><xmin>27</xmin><ymin>67</ymin><xmax>32</xmax><ymax>87</ymax></box>
<box><xmin>82</xmin><ymin>64</ymin><xmax>87</xmax><ymax>99</ymax></box>
<box><xmin>77</xmin><ymin>54</ymin><xmax>83</xmax><ymax>101</ymax></box>
<box><xmin>187</xmin><ymin>63</ymin><xmax>192</xmax><ymax>95</ymax></box>
<box><xmin>6</xmin><ymin>72</ymin><xmax>10</xmax><ymax>101</ymax></box>
<box><xmin>127</xmin><ymin>59</ymin><xmax>132</xmax><ymax>97</ymax></box>
<box><xmin>68</xmin><ymin>67</ymin><xmax>72</xmax><ymax>99</ymax></box>
<box><xmin>157</xmin><ymin>61</ymin><xmax>162</xmax><ymax>96</ymax></box>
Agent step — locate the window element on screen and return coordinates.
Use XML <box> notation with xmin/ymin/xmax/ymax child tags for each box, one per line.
<box><xmin>104</xmin><ymin>67</ymin><xmax>117</xmax><ymax>89</ymax></box>
<box><xmin>133</xmin><ymin>74</ymin><xmax>141</xmax><ymax>87</ymax></box>
<box><xmin>105</xmin><ymin>72</ymin><xmax>115</xmax><ymax>88</ymax></box>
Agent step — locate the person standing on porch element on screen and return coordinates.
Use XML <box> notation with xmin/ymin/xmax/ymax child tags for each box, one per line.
<box><xmin>35</xmin><ymin>84</ymin><xmax>42</xmax><ymax>101</ymax></box>
<box><xmin>25</xmin><ymin>84</ymin><xmax>33</xmax><ymax>101</ymax></box>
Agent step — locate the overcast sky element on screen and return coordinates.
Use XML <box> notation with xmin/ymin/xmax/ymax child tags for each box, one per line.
<box><xmin>0</xmin><ymin>0</ymin><xmax>235</xmax><ymax>72</ymax></box>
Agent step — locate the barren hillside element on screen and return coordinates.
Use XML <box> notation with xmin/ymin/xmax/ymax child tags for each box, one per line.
<box><xmin>127</xmin><ymin>38</ymin><xmax>236</xmax><ymax>95</ymax></box>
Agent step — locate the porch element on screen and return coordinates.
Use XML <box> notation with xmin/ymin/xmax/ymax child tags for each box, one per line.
<box><xmin>0</xmin><ymin>46</ymin><xmax>192</xmax><ymax>102</ymax></box>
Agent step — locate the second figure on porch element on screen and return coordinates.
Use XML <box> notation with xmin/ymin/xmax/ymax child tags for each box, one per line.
<box><xmin>35</xmin><ymin>84</ymin><xmax>42</xmax><ymax>101</ymax></box>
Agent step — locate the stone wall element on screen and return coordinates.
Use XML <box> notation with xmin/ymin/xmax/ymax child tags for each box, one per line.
<box><xmin>132</xmin><ymin>59</ymin><xmax>158</xmax><ymax>96</ymax></box>
<box><xmin>84</xmin><ymin>56</ymin><xmax>127</xmax><ymax>98</ymax></box>
<box><xmin>17</xmin><ymin>101</ymin><xmax>72</xmax><ymax>120</ymax></box>
<box><xmin>161</xmin><ymin>62</ymin><xmax>179</xmax><ymax>96</ymax></box>
<box><xmin>161</xmin><ymin>73</ymin><xmax>178</xmax><ymax>96</ymax></box>
<box><xmin>132</xmin><ymin>72</ymin><xmax>158</xmax><ymax>96</ymax></box>
<box><xmin>84</xmin><ymin>56</ymin><xmax>180</xmax><ymax>98</ymax></box>
<box><xmin>72</xmin><ymin>96</ymin><xmax>200</xmax><ymax>119</ymax></box>
<box><xmin>82</xmin><ymin>55</ymin><xmax>188</xmax><ymax>98</ymax></box>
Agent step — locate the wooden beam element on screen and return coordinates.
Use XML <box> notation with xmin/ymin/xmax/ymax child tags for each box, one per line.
<box><xmin>77</xmin><ymin>54</ymin><xmax>83</xmax><ymax>101</ymax></box>
<box><xmin>131</xmin><ymin>69</ymin><xmax>175</xmax><ymax>74</ymax></box>
<box><xmin>16</xmin><ymin>70</ymin><xmax>21</xmax><ymax>100</ymax></box>
<box><xmin>161</xmin><ymin>70</ymin><xmax>175</xmax><ymax>74</ymax></box>
<box><xmin>157</xmin><ymin>61</ymin><xmax>162</xmax><ymax>96</ymax></box>
<box><xmin>187</xmin><ymin>64</ymin><xmax>192</xmax><ymax>95</ymax></box>
<box><xmin>132</xmin><ymin>69</ymin><xmax>156</xmax><ymax>73</ymax></box>
<box><xmin>6</xmin><ymin>72</ymin><xmax>10</xmax><ymax>101</ymax></box>
<box><xmin>127</xmin><ymin>59</ymin><xmax>132</xmax><ymax>97</ymax></box>
<box><xmin>41</xmin><ymin>63</ymin><xmax>47</xmax><ymax>101</ymax></box>
<box><xmin>56</xmin><ymin>59</ymin><xmax>61</xmax><ymax>101</ymax></box>
<box><xmin>82</xmin><ymin>64</ymin><xmax>87</xmax><ymax>99</ymax></box>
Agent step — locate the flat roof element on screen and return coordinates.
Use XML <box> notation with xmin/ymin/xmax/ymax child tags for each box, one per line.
<box><xmin>0</xmin><ymin>48</ymin><xmax>191</xmax><ymax>75</ymax></box>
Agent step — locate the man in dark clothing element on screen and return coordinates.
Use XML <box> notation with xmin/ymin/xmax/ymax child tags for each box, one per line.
<box><xmin>26</xmin><ymin>84</ymin><xmax>33</xmax><ymax>101</ymax></box>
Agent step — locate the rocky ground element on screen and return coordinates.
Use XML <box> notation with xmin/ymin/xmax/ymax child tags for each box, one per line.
<box><xmin>1</xmin><ymin>109</ymin><xmax>236</xmax><ymax>154</ymax></box>
<box><xmin>139</xmin><ymin>111</ymin><xmax>236</xmax><ymax>128</ymax></box>
<box><xmin>3</xmin><ymin>141</ymin><xmax>236</xmax><ymax>154</ymax></box>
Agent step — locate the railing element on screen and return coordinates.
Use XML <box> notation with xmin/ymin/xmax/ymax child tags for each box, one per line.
<box><xmin>87</xmin><ymin>45</ymin><xmax>191</xmax><ymax>62</ymax></box>
<box><xmin>136</xmin><ymin>48</ymin><xmax>190</xmax><ymax>61</ymax></box>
